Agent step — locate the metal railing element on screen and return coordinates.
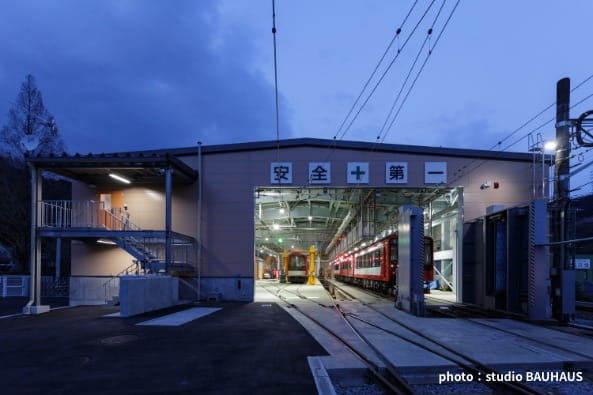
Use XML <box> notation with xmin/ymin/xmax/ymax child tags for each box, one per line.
<box><xmin>102</xmin><ymin>261</ymin><xmax>140</xmax><ymax>304</ymax></box>
<box><xmin>39</xmin><ymin>200</ymin><xmax>196</xmax><ymax>302</ymax></box>
<box><xmin>40</xmin><ymin>200</ymin><xmax>141</xmax><ymax>231</ymax></box>
<box><xmin>120</xmin><ymin>236</ymin><xmax>195</xmax><ymax>267</ymax></box>
<box><xmin>1</xmin><ymin>276</ymin><xmax>29</xmax><ymax>297</ymax></box>
<box><xmin>0</xmin><ymin>276</ymin><xmax>68</xmax><ymax>297</ymax></box>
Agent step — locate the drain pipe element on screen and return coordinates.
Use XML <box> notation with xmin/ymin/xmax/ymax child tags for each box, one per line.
<box><xmin>197</xmin><ymin>142</ymin><xmax>203</xmax><ymax>302</ymax></box>
<box><xmin>24</xmin><ymin>162</ymin><xmax>37</xmax><ymax>312</ymax></box>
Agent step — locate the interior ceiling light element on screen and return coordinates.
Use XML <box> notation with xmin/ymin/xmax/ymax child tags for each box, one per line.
<box><xmin>272</xmin><ymin>223</ymin><xmax>280</xmax><ymax>230</ymax></box>
<box><xmin>308</xmin><ymin>216</ymin><xmax>313</xmax><ymax>221</ymax></box>
<box><xmin>97</xmin><ymin>239</ymin><xmax>116</xmax><ymax>245</ymax></box>
<box><xmin>109</xmin><ymin>173</ymin><xmax>131</xmax><ymax>184</ymax></box>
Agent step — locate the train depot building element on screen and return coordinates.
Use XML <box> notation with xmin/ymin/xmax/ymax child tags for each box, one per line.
<box><xmin>26</xmin><ymin>137</ymin><xmax>555</xmax><ymax>318</ymax></box>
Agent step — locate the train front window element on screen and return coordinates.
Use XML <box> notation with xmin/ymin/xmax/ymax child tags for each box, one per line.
<box><xmin>289</xmin><ymin>255</ymin><xmax>306</xmax><ymax>270</ymax></box>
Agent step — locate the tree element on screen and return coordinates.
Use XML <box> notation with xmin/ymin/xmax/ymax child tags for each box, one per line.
<box><xmin>0</xmin><ymin>74</ymin><xmax>66</xmax><ymax>163</ymax></box>
<box><xmin>0</xmin><ymin>74</ymin><xmax>70</xmax><ymax>273</ymax></box>
<box><xmin>0</xmin><ymin>158</ymin><xmax>71</xmax><ymax>274</ymax></box>
<box><xmin>0</xmin><ymin>158</ymin><xmax>30</xmax><ymax>272</ymax></box>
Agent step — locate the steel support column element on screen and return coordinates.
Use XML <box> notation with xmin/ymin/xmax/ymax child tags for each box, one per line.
<box><xmin>165</xmin><ymin>165</ymin><xmax>173</xmax><ymax>272</ymax></box>
<box><xmin>197</xmin><ymin>141</ymin><xmax>202</xmax><ymax>300</ymax></box>
<box><xmin>23</xmin><ymin>163</ymin><xmax>49</xmax><ymax>314</ymax></box>
<box><xmin>396</xmin><ymin>205</ymin><xmax>425</xmax><ymax>316</ymax></box>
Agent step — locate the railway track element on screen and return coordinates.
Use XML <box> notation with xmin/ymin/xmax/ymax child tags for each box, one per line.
<box><xmin>321</xmin><ymin>280</ymin><xmax>557</xmax><ymax>394</ymax></box>
<box><xmin>260</xmin><ymin>283</ymin><xmax>416</xmax><ymax>395</ymax></box>
<box><xmin>332</xmin><ymin>280</ymin><xmax>593</xmax><ymax>358</ymax></box>
<box><xmin>261</xmin><ymin>282</ymin><xmax>561</xmax><ymax>394</ymax></box>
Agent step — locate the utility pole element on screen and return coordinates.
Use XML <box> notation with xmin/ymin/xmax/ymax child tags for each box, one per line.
<box><xmin>555</xmin><ymin>78</ymin><xmax>571</xmax><ymax>202</ymax></box>
<box><xmin>552</xmin><ymin>77</ymin><xmax>575</xmax><ymax>322</ymax></box>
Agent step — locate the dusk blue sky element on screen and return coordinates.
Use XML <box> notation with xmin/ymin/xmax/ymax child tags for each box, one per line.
<box><xmin>1</xmin><ymin>1</ymin><xmax>592</xmax><ymax>192</ymax></box>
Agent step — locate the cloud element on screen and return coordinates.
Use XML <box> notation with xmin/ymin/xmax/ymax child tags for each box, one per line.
<box><xmin>0</xmin><ymin>0</ymin><xmax>290</xmax><ymax>153</ymax></box>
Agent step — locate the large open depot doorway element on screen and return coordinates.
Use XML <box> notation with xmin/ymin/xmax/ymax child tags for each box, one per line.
<box><xmin>253</xmin><ymin>187</ymin><xmax>463</xmax><ymax>301</ymax></box>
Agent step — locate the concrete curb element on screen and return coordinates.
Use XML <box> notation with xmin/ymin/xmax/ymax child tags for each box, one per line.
<box><xmin>308</xmin><ymin>356</ymin><xmax>337</xmax><ymax>395</ymax></box>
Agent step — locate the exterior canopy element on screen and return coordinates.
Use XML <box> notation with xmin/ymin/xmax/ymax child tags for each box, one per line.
<box><xmin>26</xmin><ymin>152</ymin><xmax>198</xmax><ymax>187</ymax></box>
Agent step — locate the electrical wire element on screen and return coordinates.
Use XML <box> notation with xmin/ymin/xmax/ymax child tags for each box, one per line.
<box><xmin>501</xmin><ymin>91</ymin><xmax>593</xmax><ymax>152</ymax></box>
<box><xmin>376</xmin><ymin>34</ymin><xmax>429</xmax><ymax>141</ymax></box>
<box><xmin>272</xmin><ymin>0</ymin><xmax>281</xmax><ymax>162</ymax></box>
<box><xmin>378</xmin><ymin>0</ymin><xmax>457</xmax><ymax>144</ymax></box>
<box><xmin>571</xmin><ymin>179</ymin><xmax>593</xmax><ymax>194</ymax></box>
<box><xmin>445</xmin><ymin>88</ymin><xmax>593</xmax><ymax>188</ymax></box>
<box><xmin>487</xmin><ymin>73</ymin><xmax>593</xmax><ymax>151</ymax></box>
<box><xmin>568</xmin><ymin>146</ymin><xmax>593</xmax><ymax>167</ymax></box>
<box><xmin>375</xmin><ymin>0</ymin><xmax>447</xmax><ymax>142</ymax></box>
<box><xmin>336</xmin><ymin>0</ymin><xmax>437</xmax><ymax>143</ymax></box>
<box><xmin>324</xmin><ymin>0</ymin><xmax>437</xmax><ymax>161</ymax></box>
<box><xmin>332</xmin><ymin>0</ymin><xmax>420</xmax><ymax>141</ymax></box>
<box><xmin>445</xmin><ymin>80</ymin><xmax>593</xmax><ymax>189</ymax></box>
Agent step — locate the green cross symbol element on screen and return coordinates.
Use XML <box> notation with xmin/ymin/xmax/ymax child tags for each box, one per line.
<box><xmin>350</xmin><ymin>165</ymin><xmax>366</xmax><ymax>180</ymax></box>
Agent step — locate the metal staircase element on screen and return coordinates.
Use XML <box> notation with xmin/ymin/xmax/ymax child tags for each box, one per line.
<box><xmin>39</xmin><ymin>200</ymin><xmax>196</xmax><ymax>274</ymax></box>
<box><xmin>101</xmin><ymin>209</ymin><xmax>194</xmax><ymax>273</ymax></box>
<box><xmin>112</xmin><ymin>236</ymin><xmax>167</xmax><ymax>273</ymax></box>
<box><xmin>102</xmin><ymin>261</ymin><xmax>140</xmax><ymax>305</ymax></box>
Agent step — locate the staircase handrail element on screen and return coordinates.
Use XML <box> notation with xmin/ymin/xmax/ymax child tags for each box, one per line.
<box><xmin>39</xmin><ymin>200</ymin><xmax>142</xmax><ymax>231</ymax></box>
<box><xmin>102</xmin><ymin>206</ymin><xmax>142</xmax><ymax>231</ymax></box>
<box><xmin>102</xmin><ymin>261</ymin><xmax>140</xmax><ymax>304</ymax></box>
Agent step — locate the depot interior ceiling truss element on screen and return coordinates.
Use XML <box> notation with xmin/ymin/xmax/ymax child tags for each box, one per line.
<box><xmin>255</xmin><ymin>187</ymin><xmax>458</xmax><ymax>256</ymax></box>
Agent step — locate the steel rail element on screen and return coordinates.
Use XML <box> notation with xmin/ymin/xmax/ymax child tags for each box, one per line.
<box><xmin>259</xmin><ymin>283</ymin><xmax>414</xmax><ymax>395</ymax></box>
<box><xmin>324</xmin><ymin>279</ymin><xmax>547</xmax><ymax>395</ymax></box>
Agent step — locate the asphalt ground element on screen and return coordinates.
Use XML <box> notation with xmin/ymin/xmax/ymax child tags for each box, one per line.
<box><xmin>0</xmin><ymin>300</ymin><xmax>328</xmax><ymax>394</ymax></box>
<box><xmin>0</xmin><ymin>297</ymin><xmax>69</xmax><ymax>317</ymax></box>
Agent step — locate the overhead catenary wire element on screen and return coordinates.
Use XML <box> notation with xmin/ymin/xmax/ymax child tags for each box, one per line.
<box><xmin>499</xmin><ymin>87</ymin><xmax>593</xmax><ymax>153</ymax></box>
<box><xmin>567</xmin><ymin>146</ymin><xmax>593</xmax><ymax>168</ymax></box>
<box><xmin>336</xmin><ymin>0</ymin><xmax>437</xmax><ymax>143</ymax></box>
<box><xmin>488</xmin><ymin>72</ymin><xmax>593</xmax><ymax>151</ymax></box>
<box><xmin>440</xmin><ymin>73</ymin><xmax>593</xmax><ymax>189</ymax></box>
<box><xmin>446</xmin><ymin>89</ymin><xmax>593</xmax><ymax>188</ymax></box>
<box><xmin>376</xmin><ymin>0</ymin><xmax>450</xmax><ymax>143</ymax></box>
<box><xmin>379</xmin><ymin>0</ymin><xmax>461</xmax><ymax>144</ymax></box>
<box><xmin>571</xmin><ymin>178</ymin><xmax>593</xmax><ymax>193</ymax></box>
<box><xmin>474</xmin><ymin>75</ymin><xmax>593</xmax><ymax>159</ymax></box>
<box><xmin>331</xmin><ymin>0</ymin><xmax>420</xmax><ymax>142</ymax></box>
<box><xmin>323</xmin><ymin>1</ymin><xmax>438</xmax><ymax>164</ymax></box>
<box><xmin>500</xmin><ymin>90</ymin><xmax>593</xmax><ymax>152</ymax></box>
<box><xmin>271</xmin><ymin>0</ymin><xmax>281</xmax><ymax>163</ymax></box>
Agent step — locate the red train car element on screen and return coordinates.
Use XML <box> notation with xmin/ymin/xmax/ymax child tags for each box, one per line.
<box><xmin>331</xmin><ymin>235</ymin><xmax>434</xmax><ymax>294</ymax></box>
